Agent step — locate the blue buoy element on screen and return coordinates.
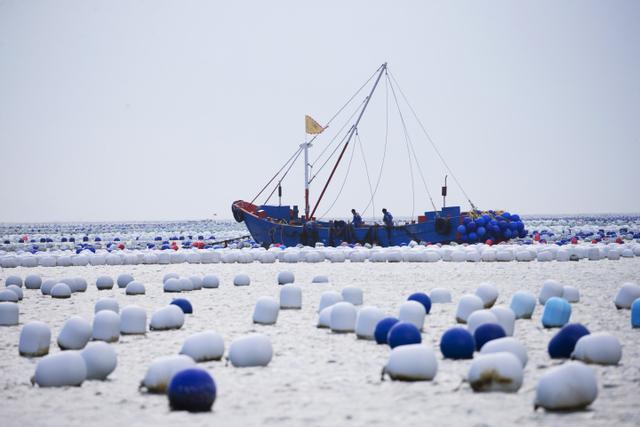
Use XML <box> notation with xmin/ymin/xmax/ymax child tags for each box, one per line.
<box><xmin>171</xmin><ymin>299</ymin><xmax>193</xmax><ymax>314</ymax></box>
<box><xmin>387</xmin><ymin>321</ymin><xmax>421</xmax><ymax>349</ymax></box>
<box><xmin>632</xmin><ymin>298</ymin><xmax>640</xmax><ymax>328</ymax></box>
<box><xmin>407</xmin><ymin>292</ymin><xmax>432</xmax><ymax>314</ymax></box>
<box><xmin>473</xmin><ymin>323</ymin><xmax>506</xmax><ymax>350</ymax></box>
<box><xmin>374</xmin><ymin>317</ymin><xmax>399</xmax><ymax>344</ymax></box>
<box><xmin>541</xmin><ymin>297</ymin><xmax>572</xmax><ymax>328</ymax></box>
<box><xmin>548</xmin><ymin>323</ymin><xmax>590</xmax><ymax>358</ymax></box>
<box><xmin>456</xmin><ymin>225</ymin><xmax>466</xmax><ymax>234</ymax></box>
<box><xmin>168</xmin><ymin>368</ymin><xmax>216</xmax><ymax>412</ymax></box>
<box><xmin>440</xmin><ymin>327</ymin><xmax>475</xmax><ymax>359</ymax></box>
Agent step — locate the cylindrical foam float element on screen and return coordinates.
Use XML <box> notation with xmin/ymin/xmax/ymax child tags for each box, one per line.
<box><xmin>233</xmin><ymin>274</ymin><xmax>250</xmax><ymax>286</ymax></box>
<box><xmin>141</xmin><ymin>355</ymin><xmax>196</xmax><ymax>393</ymax></box>
<box><xmin>468</xmin><ymin>352</ymin><xmax>523</xmax><ymax>392</ymax></box>
<box><xmin>178</xmin><ymin>277</ymin><xmax>193</xmax><ymax>291</ymax></box>
<box><xmin>318</xmin><ymin>291</ymin><xmax>343</xmax><ymax>312</ymax></box>
<box><xmin>455</xmin><ymin>294</ymin><xmax>484</xmax><ymax>323</ymax></box>
<box><xmin>32</xmin><ymin>351</ymin><xmax>87</xmax><ymax>387</ymax></box>
<box><xmin>19</xmin><ymin>321</ymin><xmax>51</xmax><ymax>357</ymax></box>
<box><xmin>341</xmin><ymin>286</ymin><xmax>363</xmax><ymax>305</ymax></box>
<box><xmin>562</xmin><ymin>286</ymin><xmax>580</xmax><ymax>303</ymax></box>
<box><xmin>227</xmin><ymin>333</ymin><xmax>272</xmax><ymax>367</ymax></box>
<box><xmin>475</xmin><ymin>282</ymin><xmax>499</xmax><ymax>308</ymax></box>
<box><xmin>330</xmin><ymin>301</ymin><xmax>357</xmax><ymax>332</ymax></box>
<box><xmin>202</xmin><ymin>275</ymin><xmax>220</xmax><ymax>288</ymax></box>
<box><xmin>125</xmin><ymin>281</ymin><xmax>146</xmax><ymax>295</ymax></box>
<box><xmin>430</xmin><ymin>288</ymin><xmax>452</xmax><ymax>303</ymax></box>
<box><xmin>480</xmin><ymin>337</ymin><xmax>528</xmax><ymax>367</ymax></box>
<box><xmin>277</xmin><ymin>271</ymin><xmax>295</xmax><ymax>285</ymax></box>
<box><xmin>92</xmin><ymin>310</ymin><xmax>120</xmax><ymax>342</ymax></box>
<box><xmin>180</xmin><ymin>331</ymin><xmax>225</xmax><ymax>362</ymax></box>
<box><xmin>355</xmin><ymin>306</ymin><xmax>385</xmax><ymax>340</ymax></box>
<box><xmin>316</xmin><ymin>306</ymin><xmax>333</xmax><ymax>328</ymax></box>
<box><xmin>95</xmin><ymin>297</ymin><xmax>119</xmax><ymax>314</ymax></box>
<box><xmin>150</xmin><ymin>305</ymin><xmax>185</xmax><ymax>331</ymax></box>
<box><xmin>383</xmin><ymin>344</ymin><xmax>438</xmax><ymax>381</ymax></box>
<box><xmin>534</xmin><ymin>361</ymin><xmax>597</xmax><ymax>411</ymax></box>
<box><xmin>0</xmin><ymin>289</ymin><xmax>19</xmax><ymax>302</ymax></box>
<box><xmin>398</xmin><ymin>300</ymin><xmax>426</xmax><ymax>331</ymax></box>
<box><xmin>541</xmin><ymin>297</ymin><xmax>572</xmax><ymax>328</ymax></box>
<box><xmin>57</xmin><ymin>316</ymin><xmax>92</xmax><ymax>350</ymax></box>
<box><xmin>253</xmin><ymin>297</ymin><xmax>279</xmax><ymax>325</ymax></box>
<box><xmin>81</xmin><ymin>341</ymin><xmax>117</xmax><ymax>380</ymax></box>
<box><xmin>571</xmin><ymin>333</ymin><xmax>622</xmax><ymax>365</ymax></box>
<box><xmin>509</xmin><ymin>291</ymin><xmax>536</xmax><ymax>319</ymax></box>
<box><xmin>5</xmin><ymin>275</ymin><xmax>23</xmax><ymax>288</ymax></box>
<box><xmin>613</xmin><ymin>282</ymin><xmax>640</xmax><ymax>309</ymax></box>
<box><xmin>120</xmin><ymin>305</ymin><xmax>147</xmax><ymax>334</ymax></box>
<box><xmin>279</xmin><ymin>284</ymin><xmax>302</xmax><ymax>309</ymax></box>
<box><xmin>467</xmin><ymin>309</ymin><xmax>498</xmax><ymax>336</ymax></box>
<box><xmin>490</xmin><ymin>306</ymin><xmax>516</xmax><ymax>336</ymax></box>
<box><xmin>96</xmin><ymin>276</ymin><xmax>114</xmax><ymax>290</ymax></box>
<box><xmin>539</xmin><ymin>280</ymin><xmax>564</xmax><ymax>305</ymax></box>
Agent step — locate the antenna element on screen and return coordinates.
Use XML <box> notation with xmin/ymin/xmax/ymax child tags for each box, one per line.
<box><xmin>442</xmin><ymin>175</ymin><xmax>448</xmax><ymax>208</ymax></box>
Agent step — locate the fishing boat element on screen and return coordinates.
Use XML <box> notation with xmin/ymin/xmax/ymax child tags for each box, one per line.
<box><xmin>232</xmin><ymin>63</ymin><xmax>526</xmax><ymax>247</ymax></box>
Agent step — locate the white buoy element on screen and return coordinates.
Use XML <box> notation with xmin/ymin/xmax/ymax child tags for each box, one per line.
<box><xmin>95</xmin><ymin>297</ymin><xmax>119</xmax><ymax>314</ymax></box>
<box><xmin>467</xmin><ymin>309</ymin><xmax>499</xmax><ymax>335</ymax></box>
<box><xmin>468</xmin><ymin>352</ymin><xmax>523</xmax><ymax>392</ymax></box>
<box><xmin>6</xmin><ymin>287</ymin><xmax>23</xmax><ymax>300</ymax></box>
<box><xmin>96</xmin><ymin>276</ymin><xmax>114</xmax><ymax>290</ymax></box>
<box><xmin>150</xmin><ymin>305</ymin><xmax>185</xmax><ymax>331</ymax></box>
<box><xmin>490</xmin><ymin>305</ymin><xmax>516</xmax><ymax>336</ymax></box>
<box><xmin>51</xmin><ymin>283</ymin><xmax>72</xmax><ymax>299</ymax></box>
<box><xmin>141</xmin><ymin>354</ymin><xmax>196</xmax><ymax>393</ymax></box>
<box><xmin>355</xmin><ymin>306</ymin><xmax>385</xmax><ymax>339</ymax></box>
<box><xmin>125</xmin><ymin>281</ymin><xmax>146</xmax><ymax>295</ymax></box>
<box><xmin>81</xmin><ymin>341</ymin><xmax>117</xmax><ymax>380</ymax></box>
<box><xmin>279</xmin><ymin>284</ymin><xmax>302</xmax><ymax>309</ymax></box>
<box><xmin>430</xmin><ymin>288</ymin><xmax>452</xmax><ymax>303</ymax></box>
<box><xmin>0</xmin><ymin>301</ymin><xmax>19</xmax><ymax>325</ymax></box>
<box><xmin>32</xmin><ymin>351</ymin><xmax>87</xmax><ymax>387</ymax></box>
<box><xmin>535</xmin><ymin>361</ymin><xmax>598</xmax><ymax>411</ymax></box>
<box><xmin>92</xmin><ymin>310</ymin><xmax>120</xmax><ymax>342</ymax></box>
<box><xmin>318</xmin><ymin>291</ymin><xmax>343</xmax><ymax>312</ymax></box>
<box><xmin>5</xmin><ymin>275</ymin><xmax>23</xmax><ymax>288</ymax></box>
<box><xmin>202</xmin><ymin>275</ymin><xmax>220</xmax><ymax>288</ymax></box>
<box><xmin>233</xmin><ymin>274</ymin><xmax>250</xmax><ymax>286</ymax></box>
<box><xmin>455</xmin><ymin>294</ymin><xmax>484</xmax><ymax>324</ymax></box>
<box><xmin>57</xmin><ymin>316</ymin><xmax>92</xmax><ymax>350</ymax></box>
<box><xmin>19</xmin><ymin>321</ymin><xmax>51</xmax><ymax>356</ymax></box>
<box><xmin>312</xmin><ymin>275</ymin><xmax>329</xmax><ymax>284</ymax></box>
<box><xmin>342</xmin><ymin>286</ymin><xmax>363</xmax><ymax>305</ymax></box>
<box><xmin>120</xmin><ymin>305</ymin><xmax>147</xmax><ymax>334</ymax></box>
<box><xmin>69</xmin><ymin>277</ymin><xmax>87</xmax><ymax>292</ymax></box>
<box><xmin>189</xmin><ymin>276</ymin><xmax>203</xmax><ymax>290</ymax></box>
<box><xmin>480</xmin><ymin>337</ymin><xmax>528</xmax><ymax>367</ymax></box>
<box><xmin>539</xmin><ymin>279</ymin><xmax>564</xmax><ymax>304</ymax></box>
<box><xmin>509</xmin><ymin>291</ymin><xmax>537</xmax><ymax>319</ymax></box>
<box><xmin>475</xmin><ymin>282</ymin><xmax>499</xmax><ymax>308</ymax></box>
<box><xmin>41</xmin><ymin>279</ymin><xmax>57</xmax><ymax>295</ymax></box>
<box><xmin>117</xmin><ymin>273</ymin><xmax>134</xmax><ymax>288</ymax></box>
<box><xmin>253</xmin><ymin>297</ymin><xmax>280</xmax><ymax>325</ymax></box>
<box><xmin>562</xmin><ymin>286</ymin><xmax>580</xmax><ymax>303</ymax></box>
<box><xmin>317</xmin><ymin>306</ymin><xmax>333</xmax><ymax>328</ymax></box>
<box><xmin>613</xmin><ymin>282</ymin><xmax>640</xmax><ymax>309</ymax></box>
<box><xmin>383</xmin><ymin>344</ymin><xmax>438</xmax><ymax>381</ymax></box>
<box><xmin>164</xmin><ymin>278</ymin><xmax>181</xmax><ymax>292</ymax></box>
<box><xmin>227</xmin><ymin>333</ymin><xmax>273</xmax><ymax>367</ymax></box>
<box><xmin>177</xmin><ymin>277</ymin><xmax>193</xmax><ymax>291</ymax></box>
<box><xmin>25</xmin><ymin>274</ymin><xmax>42</xmax><ymax>290</ymax></box>
<box><xmin>572</xmin><ymin>333</ymin><xmax>622</xmax><ymax>365</ymax></box>
<box><xmin>398</xmin><ymin>300</ymin><xmax>426</xmax><ymax>331</ymax></box>
<box><xmin>277</xmin><ymin>271</ymin><xmax>295</xmax><ymax>285</ymax></box>
<box><xmin>180</xmin><ymin>331</ymin><xmax>225</xmax><ymax>362</ymax></box>
<box><xmin>163</xmin><ymin>272</ymin><xmax>180</xmax><ymax>283</ymax></box>
<box><xmin>0</xmin><ymin>289</ymin><xmax>19</xmax><ymax>302</ymax></box>
<box><xmin>330</xmin><ymin>301</ymin><xmax>357</xmax><ymax>333</ymax></box>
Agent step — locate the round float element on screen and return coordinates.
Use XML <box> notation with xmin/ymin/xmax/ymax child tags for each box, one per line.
<box><xmin>253</xmin><ymin>297</ymin><xmax>279</xmax><ymax>325</ymax></box>
<box><xmin>150</xmin><ymin>305</ymin><xmax>185</xmax><ymax>331</ymax></box>
<box><xmin>168</xmin><ymin>368</ymin><xmax>216</xmax><ymax>412</ymax></box>
<box><xmin>468</xmin><ymin>352</ymin><xmax>523</xmax><ymax>392</ymax></box>
<box><xmin>330</xmin><ymin>301</ymin><xmax>357</xmax><ymax>333</ymax></box>
<box><xmin>81</xmin><ymin>341</ymin><xmax>117</xmax><ymax>380</ymax></box>
<box><xmin>120</xmin><ymin>305</ymin><xmax>147</xmax><ymax>334</ymax></box>
<box><xmin>92</xmin><ymin>310</ymin><xmax>121</xmax><ymax>342</ymax></box>
<box><xmin>57</xmin><ymin>316</ymin><xmax>92</xmax><ymax>350</ymax></box>
<box><xmin>180</xmin><ymin>331</ymin><xmax>225</xmax><ymax>362</ymax></box>
<box><xmin>534</xmin><ymin>361</ymin><xmax>597</xmax><ymax>411</ymax></box>
<box><xmin>455</xmin><ymin>294</ymin><xmax>484</xmax><ymax>324</ymax></box>
<box><xmin>440</xmin><ymin>327</ymin><xmax>474</xmax><ymax>359</ymax></box>
<box><xmin>548</xmin><ymin>323</ymin><xmax>590</xmax><ymax>359</ymax></box>
<box><xmin>383</xmin><ymin>344</ymin><xmax>438</xmax><ymax>381</ymax></box>
<box><xmin>19</xmin><ymin>321</ymin><xmax>51</xmax><ymax>357</ymax></box>
<box><xmin>32</xmin><ymin>351</ymin><xmax>87</xmax><ymax>387</ymax></box>
<box><xmin>227</xmin><ymin>333</ymin><xmax>273</xmax><ymax>367</ymax></box>
<box><xmin>541</xmin><ymin>297</ymin><xmax>572</xmax><ymax>328</ymax></box>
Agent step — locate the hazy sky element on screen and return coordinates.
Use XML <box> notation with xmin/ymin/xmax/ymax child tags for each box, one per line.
<box><xmin>1</xmin><ymin>1</ymin><xmax>639</xmax><ymax>222</ymax></box>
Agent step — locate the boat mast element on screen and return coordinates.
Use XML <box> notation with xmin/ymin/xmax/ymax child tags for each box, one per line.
<box><xmin>309</xmin><ymin>62</ymin><xmax>387</xmax><ymax>219</ymax></box>
<box><xmin>303</xmin><ymin>138</ymin><xmax>311</xmax><ymax>219</ymax></box>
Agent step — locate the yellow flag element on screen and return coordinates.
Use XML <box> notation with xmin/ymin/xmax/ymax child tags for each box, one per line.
<box><xmin>305</xmin><ymin>115</ymin><xmax>325</xmax><ymax>134</ymax></box>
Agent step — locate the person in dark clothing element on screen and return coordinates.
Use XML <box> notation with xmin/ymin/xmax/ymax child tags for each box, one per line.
<box><xmin>382</xmin><ymin>208</ymin><xmax>393</xmax><ymax>228</ymax></box>
<box><xmin>351</xmin><ymin>209</ymin><xmax>363</xmax><ymax>227</ymax></box>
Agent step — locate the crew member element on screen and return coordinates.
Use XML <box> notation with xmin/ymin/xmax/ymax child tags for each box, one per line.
<box><xmin>351</xmin><ymin>209</ymin><xmax>363</xmax><ymax>227</ymax></box>
<box><xmin>382</xmin><ymin>208</ymin><xmax>394</xmax><ymax>228</ymax></box>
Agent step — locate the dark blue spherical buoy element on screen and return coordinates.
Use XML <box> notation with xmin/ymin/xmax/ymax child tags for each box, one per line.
<box><xmin>468</xmin><ymin>232</ymin><xmax>478</xmax><ymax>242</ymax></box>
<box><xmin>374</xmin><ymin>317</ymin><xmax>399</xmax><ymax>344</ymax></box>
<box><xmin>476</xmin><ymin>226</ymin><xmax>486</xmax><ymax>237</ymax></box>
<box><xmin>466</xmin><ymin>221</ymin><xmax>477</xmax><ymax>232</ymax></box>
<box><xmin>407</xmin><ymin>292</ymin><xmax>431</xmax><ymax>314</ymax></box>
<box><xmin>474</xmin><ymin>323</ymin><xmax>506</xmax><ymax>350</ymax></box>
<box><xmin>171</xmin><ymin>298</ymin><xmax>193</xmax><ymax>314</ymax></box>
<box><xmin>456</xmin><ymin>224</ymin><xmax>466</xmax><ymax>234</ymax></box>
<box><xmin>168</xmin><ymin>368</ymin><xmax>216</xmax><ymax>412</ymax></box>
<box><xmin>440</xmin><ymin>327</ymin><xmax>475</xmax><ymax>359</ymax></box>
<box><xmin>387</xmin><ymin>321</ymin><xmax>422</xmax><ymax>349</ymax></box>
<box><xmin>548</xmin><ymin>323</ymin><xmax>590</xmax><ymax>358</ymax></box>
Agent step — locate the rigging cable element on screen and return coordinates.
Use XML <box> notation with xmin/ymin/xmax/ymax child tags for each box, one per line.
<box><xmin>318</xmin><ymin>134</ymin><xmax>358</xmax><ymax>219</ymax></box>
<box><xmin>387</xmin><ymin>74</ymin><xmax>438</xmax><ymax>213</ymax></box>
<box><xmin>389</xmin><ymin>71</ymin><xmax>477</xmax><ymax>211</ymax></box>
<box><xmin>262</xmin><ymin>146</ymin><xmax>305</xmax><ymax>205</ymax></box>
<box><xmin>361</xmin><ymin>73</ymin><xmax>390</xmax><ymax>221</ymax></box>
<box><xmin>355</xmin><ymin>131</ymin><xmax>375</xmax><ymax>218</ymax></box>
<box><xmin>250</xmin><ymin>146</ymin><xmax>303</xmax><ymax>205</ymax></box>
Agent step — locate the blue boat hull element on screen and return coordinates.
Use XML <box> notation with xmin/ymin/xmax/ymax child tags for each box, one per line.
<box><xmin>232</xmin><ymin>201</ymin><xmax>464</xmax><ymax>247</ymax></box>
